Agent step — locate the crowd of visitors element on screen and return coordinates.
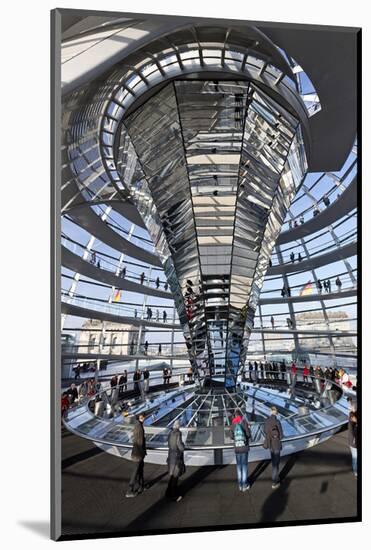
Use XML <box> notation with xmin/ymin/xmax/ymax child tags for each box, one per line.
<box><xmin>276</xmin><ymin>275</ymin><xmax>344</xmax><ymax>299</ymax></box>
<box><xmin>289</xmin><ymin>251</ymin><xmax>303</xmax><ymax>263</ymax></box>
<box><xmin>62</xmin><ymin>358</ymin><xmax>358</xmax><ymax>502</ymax></box>
<box><xmin>73</xmin><ymin>360</ymin><xmax>103</xmax><ymax>378</ymax></box>
<box><xmin>145</xmin><ymin>308</ymin><xmax>169</xmax><ymax>323</ymax></box>
<box><xmin>61</xmin><ymin>378</ymin><xmax>100</xmax><ymax>418</ymax></box>
<box><xmin>243</xmin><ymin>360</ymin><xmax>355</xmax><ymax>390</ymax></box>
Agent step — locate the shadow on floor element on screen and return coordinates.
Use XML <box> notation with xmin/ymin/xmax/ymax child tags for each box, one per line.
<box><xmin>260</xmin><ymin>478</ymin><xmax>291</xmax><ymax>523</ymax></box>
<box><xmin>62</xmin><ymin>447</ymin><xmax>102</xmax><ymax>470</ymax></box>
<box><xmin>124</xmin><ymin>465</ymin><xmax>225</xmax><ymax>531</ymax></box>
<box><xmin>279</xmin><ymin>453</ymin><xmax>299</xmax><ymax>481</ymax></box>
<box><xmin>17</xmin><ymin>520</ymin><xmax>50</xmax><ymax>539</ymax></box>
<box><xmin>62</xmin><ymin>465</ymin><xmax>353</xmax><ymax>485</ymax></box>
<box><xmin>259</xmin><ymin>453</ymin><xmax>298</xmax><ymax>523</ymax></box>
<box><xmin>249</xmin><ymin>460</ymin><xmax>270</xmax><ymax>486</ymax></box>
<box><xmin>145</xmin><ymin>471</ymin><xmax>168</xmax><ymax>489</ymax></box>
<box><xmin>179</xmin><ymin>464</ymin><xmax>227</xmax><ymax>496</ymax></box>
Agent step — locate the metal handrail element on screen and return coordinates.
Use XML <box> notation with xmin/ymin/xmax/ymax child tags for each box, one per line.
<box><xmin>63</xmin><ymin>372</ymin><xmax>348</xmax><ymax>452</ymax></box>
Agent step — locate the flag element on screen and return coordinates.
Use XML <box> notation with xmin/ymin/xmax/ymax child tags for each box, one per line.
<box><xmin>300</xmin><ymin>281</ymin><xmax>313</xmax><ymax>296</ymax></box>
<box><xmin>113</xmin><ymin>289</ymin><xmax>121</xmax><ymax>302</ymax></box>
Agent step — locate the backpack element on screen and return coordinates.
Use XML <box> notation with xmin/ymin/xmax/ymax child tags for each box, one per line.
<box><xmin>234</xmin><ymin>422</ymin><xmax>248</xmax><ymax>448</ymax></box>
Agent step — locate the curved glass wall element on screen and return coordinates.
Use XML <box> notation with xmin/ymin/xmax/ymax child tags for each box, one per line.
<box><xmin>61</xmin><ymin>24</ymin><xmax>357</xmax><ymax>381</ymax></box>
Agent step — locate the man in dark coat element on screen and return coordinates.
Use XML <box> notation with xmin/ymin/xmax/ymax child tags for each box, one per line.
<box><xmin>126</xmin><ymin>413</ymin><xmax>147</xmax><ymax>497</ymax></box>
<box><xmin>231</xmin><ymin>410</ymin><xmax>251</xmax><ymax>491</ymax></box>
<box><xmin>133</xmin><ymin>369</ymin><xmax>141</xmax><ymax>393</ymax></box>
<box><xmin>264</xmin><ymin>406</ymin><xmax>284</xmax><ymax>489</ymax></box>
<box><xmin>110</xmin><ymin>375</ymin><xmax>118</xmax><ymax>395</ymax></box>
<box><xmin>118</xmin><ymin>370</ymin><xmax>127</xmax><ymax>396</ymax></box>
<box><xmin>166</xmin><ymin>420</ymin><xmax>185</xmax><ymax>502</ymax></box>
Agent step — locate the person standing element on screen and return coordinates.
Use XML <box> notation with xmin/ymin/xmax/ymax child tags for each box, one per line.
<box><xmin>303</xmin><ymin>363</ymin><xmax>309</xmax><ymax>384</ymax></box>
<box><xmin>163</xmin><ymin>310</ymin><xmax>167</xmax><ymax>323</ymax></box>
<box><xmin>309</xmin><ymin>364</ymin><xmax>314</xmax><ymax>382</ymax></box>
<box><xmin>270</xmin><ymin>316</ymin><xmax>275</xmax><ymax>330</ymax></box>
<box><xmin>140</xmin><ymin>271</ymin><xmax>145</xmax><ymax>285</ymax></box>
<box><xmin>248</xmin><ymin>361</ymin><xmax>253</xmax><ymax>381</ymax></box>
<box><xmin>125</xmin><ymin>413</ymin><xmax>147</xmax><ymax>497</ymax></box>
<box><xmin>67</xmin><ymin>383</ymin><xmax>78</xmax><ymax>405</ymax></box>
<box><xmin>280</xmin><ymin>360</ymin><xmax>287</xmax><ymax>381</ymax></box>
<box><xmin>264</xmin><ymin>406</ymin><xmax>284</xmax><ymax>489</ymax></box>
<box><xmin>291</xmin><ymin>361</ymin><xmax>297</xmax><ymax>386</ymax></box>
<box><xmin>231</xmin><ymin>410</ymin><xmax>251</xmax><ymax>492</ymax></box>
<box><xmin>335</xmin><ymin>276</ymin><xmax>342</xmax><ymax>292</ymax></box>
<box><xmin>163</xmin><ymin>367</ymin><xmax>168</xmax><ymax>386</ymax></box>
<box><xmin>290</xmin><ymin>252</ymin><xmax>295</xmax><ymax>263</ymax></box>
<box><xmin>78</xmin><ymin>379</ymin><xmax>88</xmax><ymax>402</ymax></box>
<box><xmin>74</xmin><ymin>364</ymin><xmax>81</xmax><ymax>380</ymax></box>
<box><xmin>143</xmin><ymin>368</ymin><xmax>150</xmax><ymax>393</ymax></box>
<box><xmin>187</xmin><ymin>367</ymin><xmax>193</xmax><ymax>383</ymax></box>
<box><xmin>110</xmin><ymin>374</ymin><xmax>118</xmax><ymax>390</ymax></box>
<box><xmin>119</xmin><ymin>371</ymin><xmax>127</xmax><ymax>395</ymax></box>
<box><xmin>253</xmin><ymin>360</ymin><xmax>258</xmax><ymax>381</ymax></box>
<box><xmin>166</xmin><ymin>420</ymin><xmax>185</xmax><ymax>502</ymax></box>
<box><xmin>348</xmin><ymin>411</ymin><xmax>357</xmax><ymax>477</ymax></box>
<box><xmin>133</xmin><ymin>369</ymin><xmax>141</xmax><ymax>393</ymax></box>
<box><xmin>61</xmin><ymin>392</ymin><xmax>70</xmax><ymax>419</ymax></box>
<box><xmin>87</xmin><ymin>378</ymin><xmax>96</xmax><ymax>397</ymax></box>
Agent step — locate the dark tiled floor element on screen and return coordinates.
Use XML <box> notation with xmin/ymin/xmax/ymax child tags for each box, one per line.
<box><xmin>61</xmin><ymin>429</ymin><xmax>358</xmax><ymax>537</ymax></box>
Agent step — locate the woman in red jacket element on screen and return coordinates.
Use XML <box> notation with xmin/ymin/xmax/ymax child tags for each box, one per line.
<box><xmin>303</xmin><ymin>364</ymin><xmax>309</xmax><ymax>384</ymax></box>
<box><xmin>61</xmin><ymin>392</ymin><xmax>69</xmax><ymax>420</ymax></box>
<box><xmin>290</xmin><ymin>362</ymin><xmax>297</xmax><ymax>386</ymax></box>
